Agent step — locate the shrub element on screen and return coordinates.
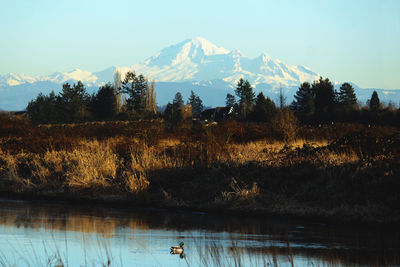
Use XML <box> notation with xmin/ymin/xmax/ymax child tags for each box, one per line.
<box><xmin>272</xmin><ymin>108</ymin><xmax>298</xmax><ymax>142</ymax></box>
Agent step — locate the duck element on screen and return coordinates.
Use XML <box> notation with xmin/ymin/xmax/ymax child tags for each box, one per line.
<box><xmin>170</xmin><ymin>242</ymin><xmax>184</xmax><ymax>254</ymax></box>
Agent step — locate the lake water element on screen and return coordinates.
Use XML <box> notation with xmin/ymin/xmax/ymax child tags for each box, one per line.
<box><xmin>0</xmin><ymin>199</ymin><xmax>398</xmax><ymax>267</ymax></box>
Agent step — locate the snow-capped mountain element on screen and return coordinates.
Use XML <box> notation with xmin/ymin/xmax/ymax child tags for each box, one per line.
<box><xmin>0</xmin><ymin>73</ymin><xmax>39</xmax><ymax>86</ymax></box>
<box><xmin>131</xmin><ymin>37</ymin><xmax>319</xmax><ymax>88</ymax></box>
<box><xmin>1</xmin><ymin>37</ymin><xmax>399</xmax><ymax>111</ymax></box>
<box><xmin>0</xmin><ymin>37</ymin><xmax>319</xmax><ymax>89</ymax></box>
<box><xmin>0</xmin><ymin>68</ymin><xmax>114</xmax><ymax>88</ymax></box>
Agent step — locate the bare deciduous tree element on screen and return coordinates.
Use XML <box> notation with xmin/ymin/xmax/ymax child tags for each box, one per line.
<box><xmin>145</xmin><ymin>80</ymin><xmax>157</xmax><ymax>114</ymax></box>
<box><xmin>113</xmin><ymin>68</ymin><xmax>122</xmax><ymax>113</ymax></box>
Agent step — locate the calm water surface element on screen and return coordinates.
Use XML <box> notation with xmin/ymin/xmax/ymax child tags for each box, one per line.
<box><xmin>0</xmin><ymin>200</ymin><xmax>399</xmax><ymax>266</ymax></box>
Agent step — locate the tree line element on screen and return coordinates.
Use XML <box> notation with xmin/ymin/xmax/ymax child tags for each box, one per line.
<box><xmin>26</xmin><ymin>71</ymin><xmax>157</xmax><ymax>124</ymax></box>
<box><xmin>26</xmin><ymin>71</ymin><xmax>400</xmax><ymax>126</ymax></box>
<box><xmin>158</xmin><ymin>76</ymin><xmax>399</xmax><ymax>126</ymax></box>
<box><xmin>290</xmin><ymin>77</ymin><xmax>398</xmax><ymax>125</ymax></box>
<box><xmin>219</xmin><ymin>77</ymin><xmax>399</xmax><ymax>126</ymax></box>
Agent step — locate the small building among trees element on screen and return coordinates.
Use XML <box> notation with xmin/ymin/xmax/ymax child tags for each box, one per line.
<box><xmin>200</xmin><ymin>106</ymin><xmax>233</xmax><ymax>122</ymax></box>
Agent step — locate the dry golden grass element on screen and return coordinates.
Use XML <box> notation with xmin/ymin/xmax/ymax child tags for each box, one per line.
<box><xmin>129</xmin><ymin>145</ymin><xmax>183</xmax><ymax>170</ymax></box>
<box><xmin>1</xmin><ymin>140</ymin><xmax>120</xmax><ymax>191</ymax></box>
<box><xmin>224</xmin><ymin>139</ymin><xmax>344</xmax><ymax>166</ymax></box>
<box><xmin>0</xmin><ymin>127</ymin><xmax>398</xmax><ymax>225</ymax></box>
<box><xmin>0</xmin><ymin>137</ymin><xmax>184</xmax><ymax>193</ymax></box>
<box><xmin>0</xmin><ymin>153</ymin><xmax>21</xmax><ymax>185</ymax></box>
<box><xmin>322</xmin><ymin>150</ymin><xmax>359</xmax><ymax>165</ymax></box>
<box><xmin>1</xmin><ymin>118</ymin><xmax>399</xmax><ymax>224</ymax></box>
<box><xmin>64</xmin><ymin>141</ymin><xmax>118</xmax><ymax>189</ymax></box>
<box><xmin>123</xmin><ymin>170</ymin><xmax>149</xmax><ymax>193</ymax></box>
<box><xmin>0</xmin><ymin>138</ymin><xmax>360</xmax><ymax>193</ymax></box>
<box><xmin>158</xmin><ymin>138</ymin><xmax>181</xmax><ymax>147</ymax></box>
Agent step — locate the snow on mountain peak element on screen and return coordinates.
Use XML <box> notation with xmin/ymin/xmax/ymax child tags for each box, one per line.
<box><xmin>143</xmin><ymin>37</ymin><xmax>229</xmax><ymax>67</ymax></box>
<box><xmin>188</xmin><ymin>37</ymin><xmax>229</xmax><ymax>56</ymax></box>
<box><xmin>1</xmin><ymin>38</ymin><xmax>320</xmax><ymax>89</ymax></box>
<box><xmin>48</xmin><ymin>69</ymin><xmax>98</xmax><ymax>85</ymax></box>
<box><xmin>130</xmin><ymin>38</ymin><xmax>320</xmax><ymax>86</ymax></box>
<box><xmin>2</xmin><ymin>73</ymin><xmax>38</xmax><ymax>86</ymax></box>
<box><xmin>67</xmin><ymin>68</ymin><xmax>93</xmax><ymax>79</ymax></box>
<box><xmin>259</xmin><ymin>52</ymin><xmax>271</xmax><ymax>62</ymax></box>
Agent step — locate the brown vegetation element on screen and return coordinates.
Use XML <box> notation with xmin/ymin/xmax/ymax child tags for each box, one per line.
<box><xmin>1</xmin><ymin>115</ymin><xmax>399</xmax><ymax>224</ymax></box>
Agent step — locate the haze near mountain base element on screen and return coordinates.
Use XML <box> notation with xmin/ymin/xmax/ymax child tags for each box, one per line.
<box><xmin>1</xmin><ymin>37</ymin><xmax>399</xmax><ymax>111</ymax></box>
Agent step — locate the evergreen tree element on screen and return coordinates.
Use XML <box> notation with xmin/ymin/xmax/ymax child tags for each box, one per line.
<box><xmin>188</xmin><ymin>90</ymin><xmax>196</xmax><ymax>106</ymax></box>
<box><xmin>234</xmin><ymin>78</ymin><xmax>255</xmax><ymax>120</ymax></box>
<box><xmin>60</xmin><ymin>81</ymin><xmax>90</xmax><ymax>122</ymax></box>
<box><xmin>121</xmin><ymin>70</ymin><xmax>135</xmax><ymax>111</ymax></box>
<box><xmin>291</xmin><ymin>82</ymin><xmax>315</xmax><ymax>121</ymax></box>
<box><xmin>312</xmin><ymin>77</ymin><xmax>336</xmax><ymax>122</ymax></box>
<box><xmin>173</xmin><ymin>92</ymin><xmax>184</xmax><ymax>107</ymax></box>
<box><xmin>163</xmin><ymin>102</ymin><xmax>175</xmax><ymax>122</ymax></box>
<box><xmin>90</xmin><ymin>83</ymin><xmax>117</xmax><ymax>120</ymax></box>
<box><xmin>26</xmin><ymin>91</ymin><xmax>61</xmax><ymax>124</ymax></box>
<box><xmin>121</xmin><ymin>71</ymin><xmax>147</xmax><ymax>113</ymax></box>
<box><xmin>225</xmin><ymin>93</ymin><xmax>236</xmax><ymax>107</ymax></box>
<box><xmin>134</xmin><ymin>74</ymin><xmax>147</xmax><ymax>113</ymax></box>
<box><xmin>265</xmin><ymin>97</ymin><xmax>277</xmax><ymax>118</ymax></box>
<box><xmin>27</xmin><ymin>82</ymin><xmax>90</xmax><ymax>124</ymax></box>
<box><xmin>253</xmin><ymin>92</ymin><xmax>277</xmax><ymax>122</ymax></box>
<box><xmin>338</xmin><ymin>82</ymin><xmax>357</xmax><ymax>110</ymax></box>
<box><xmin>188</xmin><ymin>90</ymin><xmax>204</xmax><ymax>118</ymax></box>
<box><xmin>164</xmin><ymin>92</ymin><xmax>185</xmax><ymax>124</ymax></box>
<box><xmin>369</xmin><ymin>90</ymin><xmax>380</xmax><ymax>112</ymax></box>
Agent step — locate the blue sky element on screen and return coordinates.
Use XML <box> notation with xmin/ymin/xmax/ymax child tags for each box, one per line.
<box><xmin>1</xmin><ymin>0</ymin><xmax>399</xmax><ymax>89</ymax></box>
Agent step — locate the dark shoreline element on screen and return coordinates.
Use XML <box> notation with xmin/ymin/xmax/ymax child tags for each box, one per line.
<box><xmin>1</xmin><ymin>190</ymin><xmax>399</xmax><ymax>228</ymax></box>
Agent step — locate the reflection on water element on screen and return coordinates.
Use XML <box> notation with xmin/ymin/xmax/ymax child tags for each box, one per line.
<box><xmin>0</xmin><ymin>199</ymin><xmax>399</xmax><ymax>266</ymax></box>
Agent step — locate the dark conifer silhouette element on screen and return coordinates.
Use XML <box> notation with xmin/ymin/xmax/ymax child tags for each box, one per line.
<box><xmin>291</xmin><ymin>82</ymin><xmax>315</xmax><ymax>122</ymax></box>
<box><xmin>312</xmin><ymin>77</ymin><xmax>336</xmax><ymax>122</ymax></box>
<box><xmin>188</xmin><ymin>90</ymin><xmax>204</xmax><ymax>118</ymax></box>
<box><xmin>225</xmin><ymin>93</ymin><xmax>236</xmax><ymax>108</ymax></box>
<box><xmin>90</xmin><ymin>83</ymin><xmax>117</xmax><ymax>120</ymax></box>
<box><xmin>253</xmin><ymin>92</ymin><xmax>277</xmax><ymax>122</ymax></box>
<box><xmin>338</xmin><ymin>82</ymin><xmax>357</xmax><ymax>110</ymax></box>
<box><xmin>369</xmin><ymin>90</ymin><xmax>380</xmax><ymax>112</ymax></box>
<box><xmin>235</xmin><ymin>78</ymin><xmax>255</xmax><ymax>120</ymax></box>
<box><xmin>60</xmin><ymin>81</ymin><xmax>90</xmax><ymax>122</ymax></box>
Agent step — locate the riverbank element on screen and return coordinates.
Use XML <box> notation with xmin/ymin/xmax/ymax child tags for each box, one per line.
<box><xmin>1</xmin><ymin>118</ymin><xmax>399</xmax><ymax>225</ymax></box>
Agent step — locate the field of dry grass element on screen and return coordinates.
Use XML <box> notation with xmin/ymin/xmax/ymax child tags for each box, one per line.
<box><xmin>1</xmin><ymin>116</ymin><xmax>399</xmax><ymax>224</ymax></box>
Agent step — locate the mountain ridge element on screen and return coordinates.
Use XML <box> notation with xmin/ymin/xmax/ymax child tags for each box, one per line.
<box><xmin>1</xmin><ymin>37</ymin><xmax>399</xmax><ymax>110</ymax></box>
<box><xmin>130</xmin><ymin>37</ymin><xmax>320</xmax><ymax>87</ymax></box>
